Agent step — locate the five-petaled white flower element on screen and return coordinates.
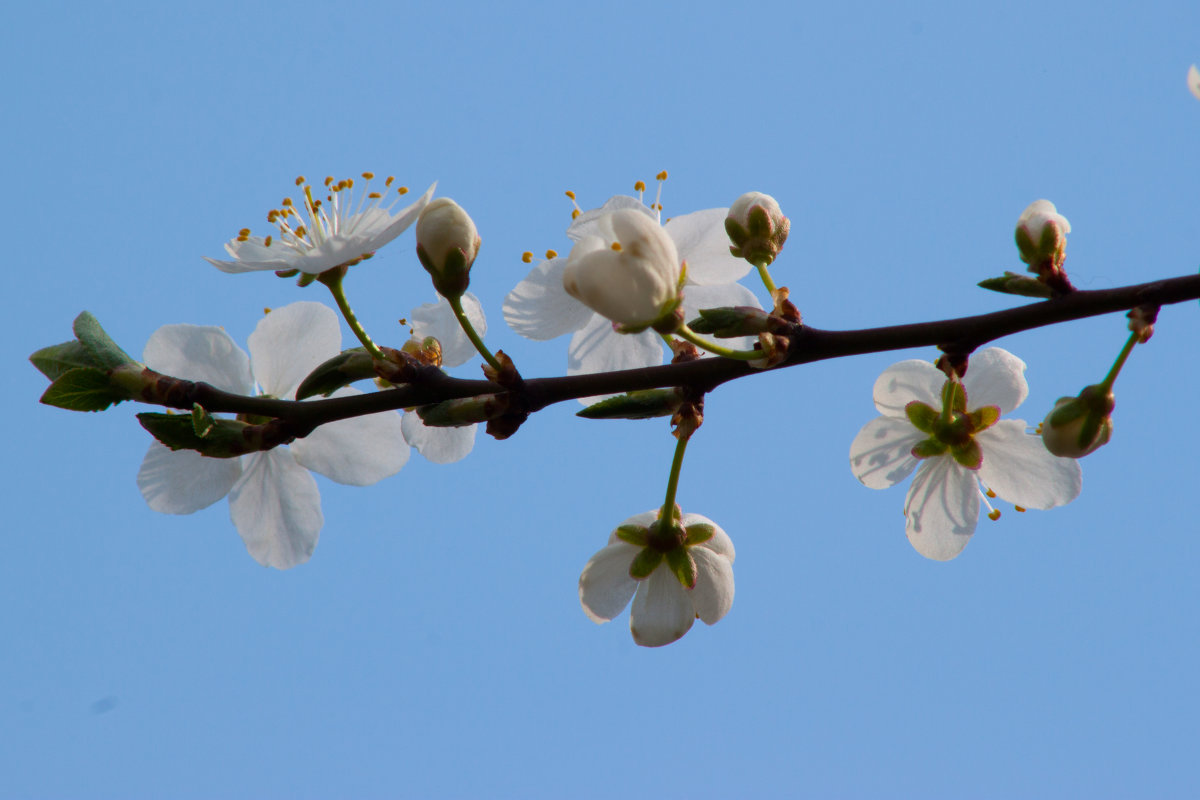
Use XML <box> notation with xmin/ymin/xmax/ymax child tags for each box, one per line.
<box><xmin>137</xmin><ymin>302</ymin><xmax>408</xmax><ymax>569</ymax></box>
<box><xmin>579</xmin><ymin>509</ymin><xmax>735</xmax><ymax>647</ymax></box>
<box><xmin>849</xmin><ymin>348</ymin><xmax>1081</xmax><ymax>561</ymax></box>
<box><xmin>503</xmin><ymin>194</ymin><xmax>761</xmax><ymax>391</ymax></box>
<box><xmin>399</xmin><ymin>293</ymin><xmax>488</xmax><ymax>464</ymax></box>
<box><xmin>205</xmin><ymin>174</ymin><xmax>435</xmax><ymax>275</ymax></box>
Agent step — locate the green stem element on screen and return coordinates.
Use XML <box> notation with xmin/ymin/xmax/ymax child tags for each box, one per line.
<box><xmin>675</xmin><ymin>324</ymin><xmax>763</xmax><ymax>361</ymax></box>
<box><xmin>321</xmin><ymin>270</ymin><xmax>385</xmax><ymax>360</ymax></box>
<box><xmin>754</xmin><ymin>258</ymin><xmax>778</xmax><ymax>296</ymax></box>
<box><xmin>1098</xmin><ymin>331</ymin><xmax>1139</xmax><ymax>392</ymax></box>
<box><xmin>660</xmin><ymin>429</ymin><xmax>690</xmax><ymax>525</ymax></box>
<box><xmin>447</xmin><ymin>293</ymin><xmax>503</xmax><ymax>373</ymax></box>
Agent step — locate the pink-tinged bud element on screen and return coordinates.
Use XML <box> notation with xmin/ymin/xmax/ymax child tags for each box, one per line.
<box><xmin>1015</xmin><ymin>199</ymin><xmax>1070</xmax><ymax>270</ymax></box>
<box><xmin>725</xmin><ymin>192</ymin><xmax>790</xmax><ymax>266</ymax></box>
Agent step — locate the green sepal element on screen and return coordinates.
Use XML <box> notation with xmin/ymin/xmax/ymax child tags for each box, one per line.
<box><xmin>137</xmin><ymin>412</ymin><xmax>250</xmax><ymax>458</ymax></box>
<box><xmin>684</xmin><ymin>523</ymin><xmax>715</xmax><ymax>546</ymax></box>
<box><xmin>950</xmin><ymin>439</ymin><xmax>983</xmax><ymax>469</ymax></box>
<box><xmin>295</xmin><ymin>347</ymin><xmax>376</xmax><ymax>399</ymax></box>
<box><xmin>940</xmin><ymin>380</ymin><xmax>967</xmax><ymax>414</ymax></box>
<box><xmin>968</xmin><ymin>404</ymin><xmax>1000</xmax><ymax>433</ymax></box>
<box><xmin>576</xmin><ymin>389</ymin><xmax>682</xmax><ymax>420</ymax></box>
<box><xmin>191</xmin><ymin>403</ymin><xmax>216</xmax><ymax>438</ymax></box>
<box><xmin>1047</xmin><ymin>396</ymin><xmax>1087</xmax><ymax>427</ymax></box>
<box><xmin>666</xmin><ymin>547</ymin><xmax>697</xmax><ymax>590</ymax></box>
<box><xmin>30</xmin><ymin>340</ymin><xmax>102</xmax><ymax>381</ymax></box>
<box><xmin>904</xmin><ymin>401</ymin><xmax>939</xmax><ymax>433</ymax></box>
<box><xmin>1014</xmin><ymin>226</ymin><xmax>1037</xmax><ymax>265</ymax></box>
<box><xmin>628</xmin><ymin>548</ymin><xmax>664</xmax><ymax>580</ymax></box>
<box><xmin>72</xmin><ymin>311</ymin><xmax>136</xmax><ymax>370</ymax></box>
<box><xmin>614</xmin><ymin>524</ymin><xmax>648</xmax><ymax>547</ymax></box>
<box><xmin>978</xmin><ymin>272</ymin><xmax>1054</xmax><ymax>298</ymax></box>
<box><xmin>39</xmin><ymin>367</ymin><xmax>128</xmax><ymax>412</ymax></box>
<box><xmin>911</xmin><ymin>437</ymin><xmax>948</xmax><ymax>459</ymax></box>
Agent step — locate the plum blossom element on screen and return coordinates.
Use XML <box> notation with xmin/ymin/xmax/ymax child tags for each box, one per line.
<box><xmin>205</xmin><ymin>174</ymin><xmax>435</xmax><ymax>275</ymax></box>
<box><xmin>503</xmin><ymin>193</ymin><xmax>761</xmax><ymax>392</ymax></box>
<box><xmin>136</xmin><ymin>302</ymin><xmax>408</xmax><ymax>569</ymax></box>
<box><xmin>849</xmin><ymin>348</ymin><xmax>1081</xmax><ymax>561</ymax></box>
<box><xmin>579</xmin><ymin>510</ymin><xmax>735</xmax><ymax>647</ymax></box>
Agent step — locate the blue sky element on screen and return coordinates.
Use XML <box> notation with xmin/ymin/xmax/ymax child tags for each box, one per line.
<box><xmin>4</xmin><ymin>1</ymin><xmax>1200</xmax><ymax>797</ymax></box>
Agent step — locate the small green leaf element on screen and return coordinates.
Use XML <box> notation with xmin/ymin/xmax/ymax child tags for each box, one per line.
<box><xmin>72</xmin><ymin>311</ymin><xmax>136</xmax><ymax>370</ymax></box>
<box><xmin>978</xmin><ymin>272</ymin><xmax>1053</xmax><ymax>299</ymax></box>
<box><xmin>30</xmin><ymin>340</ymin><xmax>102</xmax><ymax>381</ymax></box>
<box><xmin>577</xmin><ymin>389</ymin><xmax>682</xmax><ymax>420</ymax></box>
<box><xmin>295</xmin><ymin>347</ymin><xmax>376</xmax><ymax>399</ymax></box>
<box><xmin>137</xmin><ymin>413</ymin><xmax>250</xmax><ymax>457</ymax></box>
<box><xmin>666</xmin><ymin>547</ymin><xmax>697</xmax><ymax>589</ymax></box>
<box><xmin>191</xmin><ymin>403</ymin><xmax>215</xmax><ymax>438</ymax></box>
<box><xmin>628</xmin><ymin>548</ymin><xmax>664</xmax><ymax>580</ymax></box>
<box><xmin>39</xmin><ymin>367</ymin><xmax>127</xmax><ymax>412</ymax></box>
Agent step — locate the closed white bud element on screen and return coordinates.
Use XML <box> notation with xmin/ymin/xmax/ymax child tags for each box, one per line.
<box><xmin>1015</xmin><ymin>199</ymin><xmax>1070</xmax><ymax>269</ymax></box>
<box><xmin>725</xmin><ymin>191</ymin><xmax>790</xmax><ymax>266</ymax></box>
<box><xmin>1041</xmin><ymin>387</ymin><xmax>1114</xmax><ymax>458</ymax></box>
<box><xmin>561</xmin><ymin>209</ymin><xmax>683</xmax><ymax>331</ymax></box>
<box><xmin>416</xmin><ymin>198</ymin><xmax>480</xmax><ymax>297</ymax></box>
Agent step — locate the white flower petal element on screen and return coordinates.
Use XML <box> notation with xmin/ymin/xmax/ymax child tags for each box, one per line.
<box><xmin>568</xmin><ymin>315</ymin><xmax>664</xmax><ymax>404</ymax></box>
<box><xmin>401</xmin><ymin>413</ymin><xmax>477</xmax><ymax>464</ymax></box>
<box><xmin>502</xmin><ymin>256</ymin><xmax>593</xmax><ymax>340</ymax></box>
<box><xmin>291</xmin><ymin>388</ymin><xmax>408</xmax><ymax>485</ymax></box>
<box><xmin>143</xmin><ymin>324</ymin><xmax>253</xmax><ymax>394</ymax></box>
<box><xmin>137</xmin><ymin>442</ymin><xmax>242</xmax><ymax>514</ymax></box>
<box><xmin>904</xmin><ymin>458</ymin><xmax>979</xmax><ymax>561</ymax></box>
<box><xmin>228</xmin><ymin>450</ymin><xmax>322</xmax><ymax>569</ymax></box>
<box><xmin>680</xmin><ymin>281</ymin><xmax>763</xmax><ymax>353</ymax></box>
<box><xmin>850</xmin><ymin>416</ymin><xmax>924</xmax><ymax>489</ymax></box>
<box><xmin>248</xmin><ymin>302</ymin><xmax>341</xmax><ymax>398</ymax></box>
<box><xmin>578</xmin><ymin>541</ymin><xmax>641</xmax><ymax>623</ymax></box>
<box><xmin>977</xmin><ymin>419</ymin><xmax>1082</xmax><ymax>509</ymax></box>
<box><xmin>410</xmin><ymin>292</ymin><xmax>486</xmax><ymax>367</ymax></box>
<box><xmin>630</xmin><ymin>567</ymin><xmax>695</xmax><ymax>647</ymax></box>
<box><xmin>683</xmin><ymin>512</ymin><xmax>735</xmax><ymax>561</ymax></box>
<box><xmin>568</xmin><ymin>196</ymin><xmax>654</xmax><ymax>241</ymax></box>
<box><xmin>872</xmin><ymin>358</ymin><xmax>945</xmax><ymax>417</ymax></box>
<box><xmin>665</xmin><ymin>208</ymin><xmax>751</xmax><ymax>286</ymax></box>
<box><xmin>963</xmin><ymin>348</ymin><xmax>1028</xmax><ymax>415</ymax></box>
<box><xmin>690</xmin><ymin>547</ymin><xmax>735</xmax><ymax>625</ymax></box>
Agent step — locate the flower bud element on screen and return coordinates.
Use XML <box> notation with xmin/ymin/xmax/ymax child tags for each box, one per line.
<box><xmin>1041</xmin><ymin>385</ymin><xmax>1114</xmax><ymax>458</ymax></box>
<box><xmin>1014</xmin><ymin>199</ymin><xmax>1070</xmax><ymax>271</ymax></box>
<box><xmin>725</xmin><ymin>192</ymin><xmax>790</xmax><ymax>266</ymax></box>
<box><xmin>561</xmin><ymin>209</ymin><xmax>682</xmax><ymax>332</ymax></box>
<box><xmin>416</xmin><ymin>198</ymin><xmax>480</xmax><ymax>298</ymax></box>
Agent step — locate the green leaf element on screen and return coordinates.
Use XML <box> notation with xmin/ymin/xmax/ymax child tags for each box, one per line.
<box><xmin>30</xmin><ymin>340</ymin><xmax>102</xmax><ymax>381</ymax></box>
<box><xmin>39</xmin><ymin>367</ymin><xmax>127</xmax><ymax>412</ymax></box>
<box><xmin>576</xmin><ymin>389</ymin><xmax>682</xmax><ymax>420</ymax></box>
<box><xmin>191</xmin><ymin>403</ymin><xmax>215</xmax><ymax>438</ymax></box>
<box><xmin>137</xmin><ymin>412</ymin><xmax>250</xmax><ymax>457</ymax></box>
<box><xmin>977</xmin><ymin>272</ymin><xmax>1053</xmax><ymax>299</ymax></box>
<box><xmin>72</xmin><ymin>311</ymin><xmax>136</xmax><ymax>369</ymax></box>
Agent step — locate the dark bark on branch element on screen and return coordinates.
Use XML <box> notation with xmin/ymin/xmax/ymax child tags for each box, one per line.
<box><xmin>151</xmin><ymin>272</ymin><xmax>1200</xmax><ymax>438</ymax></box>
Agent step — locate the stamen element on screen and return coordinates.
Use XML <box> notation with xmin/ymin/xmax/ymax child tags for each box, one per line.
<box><xmin>324</xmin><ymin>176</ymin><xmax>334</xmax><ymax>187</ymax></box>
<box><xmin>362</xmin><ymin>171</ymin><xmax>374</xmax><ymax>180</ymax></box>
<box><xmin>633</xmin><ymin>180</ymin><xmax>646</xmax><ymax>192</ymax></box>
<box><xmin>397</xmin><ymin>186</ymin><xmax>409</xmax><ymax>195</ymax></box>
<box><xmin>522</xmin><ymin>251</ymin><xmax>533</xmax><ymax>263</ymax></box>
<box><xmin>610</xmin><ymin>242</ymin><xmax>622</xmax><ymax>251</ymax></box>
<box><xmin>986</xmin><ymin>488</ymin><xmax>997</xmax><ymax>498</ymax></box>
<box><xmin>385</xmin><ymin>176</ymin><xmax>395</xmax><ymax>187</ymax></box>
<box><xmin>1015</xmin><ymin>506</ymin><xmax>1026</xmax><ymax>513</ymax></box>
<box><xmin>571</xmin><ymin>209</ymin><xmax>580</xmax><ymax>219</ymax></box>
<box><xmin>264</xmin><ymin>235</ymin><xmax>272</xmax><ymax>247</ymax></box>
<box><xmin>545</xmin><ymin>249</ymin><xmax>557</xmax><ymax>259</ymax></box>
<box><xmin>295</xmin><ymin>176</ymin><xmax>305</xmax><ymax>186</ymax></box>
<box><xmin>988</xmin><ymin>509</ymin><xmax>1002</xmax><ymax>521</ymax></box>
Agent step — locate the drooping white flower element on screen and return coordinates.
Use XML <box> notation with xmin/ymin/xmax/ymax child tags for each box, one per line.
<box><xmin>503</xmin><ymin>193</ymin><xmax>761</xmax><ymax>388</ymax></box>
<box><xmin>399</xmin><ymin>293</ymin><xmax>487</xmax><ymax>464</ymax></box>
<box><xmin>579</xmin><ymin>509</ymin><xmax>735</xmax><ymax>647</ymax></box>
<box><xmin>137</xmin><ymin>302</ymin><xmax>408</xmax><ymax>569</ymax></box>
<box><xmin>849</xmin><ymin>348</ymin><xmax>1081</xmax><ymax>561</ymax></box>
<box><xmin>205</xmin><ymin>174</ymin><xmax>435</xmax><ymax>275</ymax></box>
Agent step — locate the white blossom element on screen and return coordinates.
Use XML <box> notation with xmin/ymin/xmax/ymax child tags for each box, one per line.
<box><xmin>205</xmin><ymin>174</ymin><xmax>435</xmax><ymax>275</ymax></box>
<box><xmin>849</xmin><ymin>348</ymin><xmax>1081</xmax><ymax>561</ymax></box>
<box><xmin>137</xmin><ymin>302</ymin><xmax>408</xmax><ymax>568</ymax></box>
<box><xmin>578</xmin><ymin>510</ymin><xmax>735</xmax><ymax>647</ymax></box>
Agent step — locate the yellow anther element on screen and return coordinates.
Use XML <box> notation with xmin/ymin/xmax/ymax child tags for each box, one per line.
<box><xmin>545</xmin><ymin>249</ymin><xmax>558</xmax><ymax>259</ymax></box>
<box><xmin>368</xmin><ymin>192</ymin><xmax>382</xmax><ymax>199</ymax></box>
<box><xmin>282</xmin><ymin>197</ymin><xmax>294</xmax><ymax>207</ymax></box>
<box><xmin>264</xmin><ymin>235</ymin><xmax>272</xmax><ymax>247</ymax></box>
<box><xmin>346</xmin><ymin>178</ymin><xmax>354</xmax><ymax>188</ymax></box>
<box><xmin>397</xmin><ymin>186</ymin><xmax>409</xmax><ymax>195</ymax></box>
<box><xmin>295</xmin><ymin>225</ymin><xmax>307</xmax><ymax>237</ymax></box>
<box><xmin>1036</xmin><ymin>423</ymin><xmax>1044</xmax><ymax>434</ymax></box>
<box><xmin>988</xmin><ymin>509</ymin><xmax>1001</xmax><ymax>521</ymax></box>
<box><xmin>610</xmin><ymin>241</ymin><xmax>622</xmax><ymax>251</ymax></box>
<box><xmin>985</xmin><ymin>488</ymin><xmax>997</xmax><ymax>498</ymax></box>
<box><xmin>236</xmin><ymin>234</ymin><xmax>248</xmax><ymax>242</ymax></box>
<box><xmin>324</xmin><ymin>176</ymin><xmax>334</xmax><ymax>186</ymax></box>
<box><xmin>1015</xmin><ymin>506</ymin><xmax>1026</xmax><ymax>513</ymax></box>
<box><xmin>263</xmin><ymin>307</ymin><xmax>272</xmax><ymax>315</ymax></box>
<box><xmin>565</xmin><ymin>190</ymin><xmax>576</xmax><ymax>199</ymax></box>
<box><xmin>521</xmin><ymin>251</ymin><xmax>533</xmax><ymax>263</ymax></box>
<box><xmin>571</xmin><ymin>209</ymin><xmax>581</xmax><ymax>219</ymax></box>
<box><xmin>633</xmin><ymin>180</ymin><xmax>646</xmax><ymax>192</ymax></box>
<box><xmin>239</xmin><ymin>228</ymin><xmax>251</xmax><ymax>236</ymax></box>
<box><xmin>295</xmin><ymin>176</ymin><xmax>305</xmax><ymax>186</ymax></box>
<box><xmin>656</xmin><ymin>170</ymin><xmax>668</xmax><ymax>181</ymax></box>
<box><xmin>362</xmin><ymin>171</ymin><xmax>375</xmax><ymax>180</ymax></box>
<box><xmin>385</xmin><ymin>176</ymin><xmax>395</xmax><ymax>186</ymax></box>
<box><xmin>655</xmin><ymin>203</ymin><xmax>663</xmax><ymax>211</ymax></box>
<box><xmin>267</xmin><ymin>211</ymin><xmax>278</xmax><ymax>223</ymax></box>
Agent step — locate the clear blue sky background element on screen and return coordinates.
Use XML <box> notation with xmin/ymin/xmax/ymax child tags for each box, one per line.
<box><xmin>4</xmin><ymin>1</ymin><xmax>1199</xmax><ymax>797</ymax></box>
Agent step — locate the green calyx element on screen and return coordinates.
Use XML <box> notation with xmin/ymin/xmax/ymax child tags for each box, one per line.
<box><xmin>906</xmin><ymin>381</ymin><xmax>1001</xmax><ymax>469</ymax></box>
<box><xmin>624</xmin><ymin>517</ymin><xmax>701</xmax><ymax>589</ymax></box>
